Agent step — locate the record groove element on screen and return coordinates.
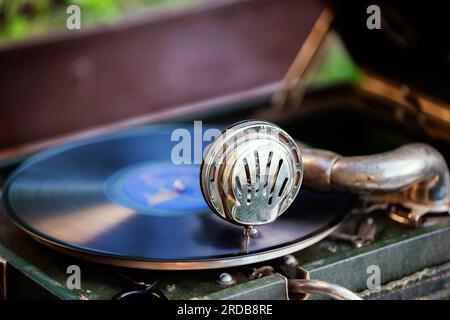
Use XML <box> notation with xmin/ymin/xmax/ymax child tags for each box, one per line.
<box><xmin>3</xmin><ymin>126</ymin><xmax>351</xmax><ymax>269</ymax></box>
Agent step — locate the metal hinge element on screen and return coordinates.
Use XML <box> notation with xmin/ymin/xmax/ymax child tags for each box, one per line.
<box><xmin>0</xmin><ymin>256</ymin><xmax>7</xmax><ymax>300</ymax></box>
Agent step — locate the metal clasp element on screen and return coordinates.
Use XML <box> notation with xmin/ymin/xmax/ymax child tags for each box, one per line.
<box><xmin>287</xmin><ymin>266</ymin><xmax>362</xmax><ymax>300</ymax></box>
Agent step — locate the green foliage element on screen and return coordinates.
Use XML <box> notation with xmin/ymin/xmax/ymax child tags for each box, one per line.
<box><xmin>310</xmin><ymin>35</ymin><xmax>361</xmax><ymax>86</ymax></box>
<box><xmin>71</xmin><ymin>0</ymin><xmax>120</xmax><ymax>23</ymax></box>
<box><xmin>0</xmin><ymin>0</ymin><xmax>202</xmax><ymax>43</ymax></box>
<box><xmin>5</xmin><ymin>13</ymin><xmax>28</xmax><ymax>39</ymax></box>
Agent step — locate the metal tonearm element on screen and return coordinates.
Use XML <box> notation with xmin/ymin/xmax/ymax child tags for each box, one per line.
<box><xmin>301</xmin><ymin>143</ymin><xmax>450</xmax><ymax>226</ymax></box>
<box><xmin>201</xmin><ymin>120</ymin><xmax>450</xmax><ymax>229</ymax></box>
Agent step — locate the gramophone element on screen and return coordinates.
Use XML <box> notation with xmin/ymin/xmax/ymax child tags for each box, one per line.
<box><xmin>0</xmin><ymin>0</ymin><xmax>449</xmax><ymax>300</ymax></box>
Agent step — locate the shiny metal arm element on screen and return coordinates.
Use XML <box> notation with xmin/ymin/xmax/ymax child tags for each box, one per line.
<box><xmin>289</xmin><ymin>279</ymin><xmax>362</xmax><ymax>300</ymax></box>
<box><xmin>301</xmin><ymin>143</ymin><xmax>450</xmax><ymax>226</ymax></box>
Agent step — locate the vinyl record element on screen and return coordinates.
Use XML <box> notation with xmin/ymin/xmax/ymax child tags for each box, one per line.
<box><xmin>3</xmin><ymin>125</ymin><xmax>352</xmax><ymax>270</ymax></box>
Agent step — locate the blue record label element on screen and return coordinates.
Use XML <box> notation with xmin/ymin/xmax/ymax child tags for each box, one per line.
<box><xmin>104</xmin><ymin>163</ymin><xmax>208</xmax><ymax>216</ymax></box>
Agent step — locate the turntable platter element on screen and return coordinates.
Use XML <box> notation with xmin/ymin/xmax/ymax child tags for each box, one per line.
<box><xmin>3</xmin><ymin>126</ymin><xmax>351</xmax><ymax>270</ymax></box>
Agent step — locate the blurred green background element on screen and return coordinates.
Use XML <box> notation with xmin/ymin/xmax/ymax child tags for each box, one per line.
<box><xmin>0</xmin><ymin>0</ymin><xmax>203</xmax><ymax>43</ymax></box>
<box><xmin>0</xmin><ymin>0</ymin><xmax>360</xmax><ymax>87</ymax></box>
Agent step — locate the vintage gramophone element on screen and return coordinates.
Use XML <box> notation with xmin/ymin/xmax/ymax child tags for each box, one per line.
<box><xmin>0</xmin><ymin>0</ymin><xmax>449</xmax><ymax>300</ymax></box>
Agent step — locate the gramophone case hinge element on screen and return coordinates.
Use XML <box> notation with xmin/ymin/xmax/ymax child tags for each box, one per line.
<box><xmin>0</xmin><ymin>256</ymin><xmax>7</xmax><ymax>300</ymax></box>
<box><xmin>270</xmin><ymin>8</ymin><xmax>335</xmax><ymax>112</ymax></box>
